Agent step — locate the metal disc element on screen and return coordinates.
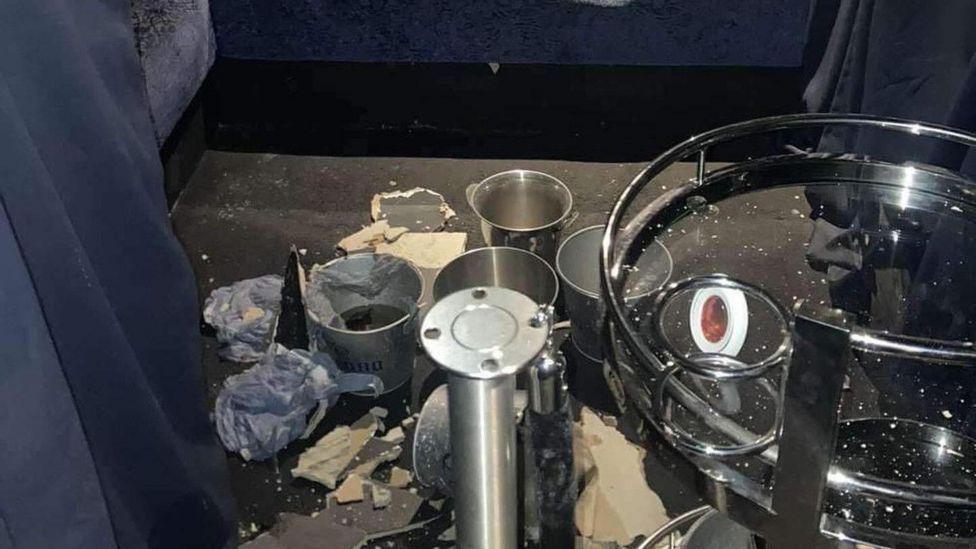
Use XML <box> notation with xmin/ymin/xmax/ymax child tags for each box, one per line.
<box><xmin>421</xmin><ymin>287</ymin><xmax>549</xmax><ymax>379</ymax></box>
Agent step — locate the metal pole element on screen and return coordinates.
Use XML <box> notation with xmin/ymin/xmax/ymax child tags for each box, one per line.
<box><xmin>421</xmin><ymin>287</ymin><xmax>551</xmax><ymax>549</ymax></box>
<box><xmin>766</xmin><ymin>303</ymin><xmax>852</xmax><ymax>548</ymax></box>
<box><xmin>449</xmin><ymin>375</ymin><xmax>518</xmax><ymax>549</ymax></box>
<box><xmin>525</xmin><ymin>347</ymin><xmax>575</xmax><ymax>548</ymax></box>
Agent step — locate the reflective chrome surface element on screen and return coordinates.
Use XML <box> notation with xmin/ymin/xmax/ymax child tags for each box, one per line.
<box><xmin>601</xmin><ymin>114</ymin><xmax>976</xmax><ymax>548</ymax></box>
<box><xmin>636</xmin><ymin>506</ymin><xmax>713</xmax><ymax>549</ymax></box>
<box><xmin>556</xmin><ymin>224</ymin><xmax>671</xmax><ymax>361</ymax></box>
<box><xmin>447</xmin><ymin>375</ymin><xmax>518</xmax><ymax>549</ymax></box>
<box><xmin>421</xmin><ymin>287</ymin><xmax>550</xmax><ymax>549</ymax></box>
<box><xmin>432</xmin><ymin>246</ymin><xmax>559</xmax><ymax>306</ymax></box>
<box><xmin>467</xmin><ymin>169</ymin><xmax>575</xmax><ymax>264</ymax></box>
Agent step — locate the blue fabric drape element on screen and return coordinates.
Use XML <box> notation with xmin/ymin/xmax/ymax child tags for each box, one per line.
<box><xmin>804</xmin><ymin>0</ymin><xmax>976</xmax><ymax>433</ymax></box>
<box><xmin>0</xmin><ymin>1</ymin><xmax>235</xmax><ymax>547</ymax></box>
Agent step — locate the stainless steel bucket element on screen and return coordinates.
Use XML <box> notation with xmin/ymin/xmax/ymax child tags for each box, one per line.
<box><xmin>467</xmin><ymin>170</ymin><xmax>576</xmax><ymax>264</ymax></box>
<box><xmin>306</xmin><ymin>253</ymin><xmax>424</xmax><ymax>393</ymax></box>
<box><xmin>432</xmin><ymin>246</ymin><xmax>559</xmax><ymax>306</ymax></box>
<box><xmin>556</xmin><ymin>225</ymin><xmax>671</xmax><ymax>361</ymax></box>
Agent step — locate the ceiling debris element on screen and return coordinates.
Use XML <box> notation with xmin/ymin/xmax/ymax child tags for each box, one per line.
<box><xmin>369</xmin><ymin>482</ymin><xmax>392</xmax><ymax>509</ymax></box>
<box><xmin>574</xmin><ymin>407</ymin><xmax>668</xmax><ymax>546</ymax></box>
<box><xmin>387</xmin><ymin>466</ymin><xmax>413</xmax><ymax>489</ymax></box>
<box><xmin>370</xmin><ymin>187</ymin><xmax>456</xmax><ymax>231</ymax></box>
<box><xmin>336</xmin><ymin>219</ymin><xmax>409</xmax><ymax>254</ymax></box>
<box><xmin>575</xmin><ymin>536</ymin><xmax>617</xmax><ymax>549</ymax></box>
<box><xmin>379</xmin><ymin>426</ymin><xmax>405</xmax><ymax>444</ymax></box>
<box><xmin>291</xmin><ymin>412</ymin><xmax>378</xmax><ymax>489</ymax></box>
<box><xmin>333</xmin><ymin>474</ymin><xmax>366</xmax><ymax>504</ymax></box>
<box><xmin>349</xmin><ymin>438</ymin><xmax>402</xmax><ymax>478</ymax></box>
<box><xmin>321</xmin><ymin>483</ymin><xmax>425</xmax><ymax>538</ymax></box>
<box><xmin>374</xmin><ymin>232</ymin><xmax>467</xmax><ymax>269</ymax></box>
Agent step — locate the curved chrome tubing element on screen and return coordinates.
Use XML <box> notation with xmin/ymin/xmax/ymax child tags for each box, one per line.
<box><xmin>635</xmin><ymin>506</ymin><xmax>713</xmax><ymax>549</ymax></box>
<box><xmin>602</xmin><ymin>115</ymin><xmax>976</xmax><ymax>548</ymax></box>
<box><xmin>850</xmin><ymin>328</ymin><xmax>976</xmax><ymax>366</ymax></box>
<box><xmin>645</xmin><ymin>273</ymin><xmax>976</xmax><ymax>504</ymax></box>
<box><xmin>648</xmin><ymin>275</ymin><xmax>793</xmax><ymax>381</ymax></box>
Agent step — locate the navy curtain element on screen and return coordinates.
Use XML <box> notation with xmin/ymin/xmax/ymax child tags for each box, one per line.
<box><xmin>805</xmin><ymin>0</ymin><xmax>976</xmax><ymax>433</ymax></box>
<box><xmin>0</xmin><ymin>1</ymin><xmax>235</xmax><ymax>547</ymax></box>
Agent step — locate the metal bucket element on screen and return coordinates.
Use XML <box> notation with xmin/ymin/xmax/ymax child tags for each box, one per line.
<box><xmin>432</xmin><ymin>246</ymin><xmax>559</xmax><ymax>306</ymax></box>
<box><xmin>306</xmin><ymin>253</ymin><xmax>424</xmax><ymax>394</ymax></box>
<box><xmin>467</xmin><ymin>170</ymin><xmax>576</xmax><ymax>264</ymax></box>
<box><xmin>556</xmin><ymin>225</ymin><xmax>671</xmax><ymax>361</ymax></box>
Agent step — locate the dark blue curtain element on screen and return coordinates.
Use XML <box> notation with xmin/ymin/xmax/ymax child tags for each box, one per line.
<box><xmin>805</xmin><ymin>0</ymin><xmax>976</xmax><ymax>433</ymax></box>
<box><xmin>0</xmin><ymin>1</ymin><xmax>235</xmax><ymax>547</ymax></box>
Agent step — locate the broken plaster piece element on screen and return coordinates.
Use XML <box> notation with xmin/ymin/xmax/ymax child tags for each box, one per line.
<box><xmin>336</xmin><ymin>220</ymin><xmax>409</xmax><ymax>254</ymax></box>
<box><xmin>312</xmin><ymin>485</ymin><xmax>424</xmax><ymax>539</ymax></box>
<box><xmin>387</xmin><ymin>466</ymin><xmax>412</xmax><ymax>488</ymax></box>
<box><xmin>241</xmin><ymin>306</ymin><xmax>264</xmax><ymax>324</ymax></box>
<box><xmin>351</xmin><ymin>444</ymin><xmax>402</xmax><ymax>478</ymax></box>
<box><xmin>369</xmin><ymin>482</ymin><xmax>392</xmax><ymax>509</ymax></box>
<box><xmin>574</xmin><ymin>407</ymin><xmax>667</xmax><ymax>546</ymax></box>
<box><xmin>437</xmin><ymin>525</ymin><xmax>456</xmax><ymax>542</ymax></box>
<box><xmin>379</xmin><ymin>426</ymin><xmax>405</xmax><ymax>445</ymax></box>
<box><xmin>374</xmin><ymin>232</ymin><xmax>467</xmax><ymax>270</ymax></box>
<box><xmin>291</xmin><ymin>413</ymin><xmax>377</xmax><ymax>489</ymax></box>
<box><xmin>333</xmin><ymin>474</ymin><xmax>365</xmax><ymax>504</ymax></box>
<box><xmin>370</xmin><ymin>187</ymin><xmax>456</xmax><ymax>231</ymax></box>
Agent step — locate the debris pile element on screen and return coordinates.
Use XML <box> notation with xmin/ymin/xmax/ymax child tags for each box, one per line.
<box><xmin>336</xmin><ymin>187</ymin><xmax>466</xmax><ymax>269</ymax></box>
<box><xmin>370</xmin><ymin>187</ymin><xmax>456</xmax><ymax>231</ymax></box>
<box><xmin>291</xmin><ymin>413</ymin><xmax>379</xmax><ymax>489</ymax></box>
<box><xmin>202</xmin><ymin>179</ymin><xmax>679</xmax><ymax>548</ymax></box>
<box><xmin>241</xmin><ymin>411</ymin><xmax>448</xmax><ymax>549</ymax></box>
<box><xmin>335</xmin><ymin>219</ymin><xmax>409</xmax><ymax>254</ymax></box>
<box><xmin>203</xmin><ymin>185</ymin><xmax>465</xmax><ymax>547</ymax></box>
<box><xmin>574</xmin><ymin>407</ymin><xmax>669</xmax><ymax>546</ymax></box>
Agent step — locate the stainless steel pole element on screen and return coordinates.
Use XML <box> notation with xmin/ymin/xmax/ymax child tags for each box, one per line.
<box><xmin>448</xmin><ymin>375</ymin><xmax>518</xmax><ymax>549</ymax></box>
<box><xmin>421</xmin><ymin>287</ymin><xmax>550</xmax><ymax>549</ymax></box>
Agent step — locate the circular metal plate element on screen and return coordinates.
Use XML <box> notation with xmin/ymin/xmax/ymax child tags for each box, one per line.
<box><xmin>421</xmin><ymin>287</ymin><xmax>549</xmax><ymax>379</ymax></box>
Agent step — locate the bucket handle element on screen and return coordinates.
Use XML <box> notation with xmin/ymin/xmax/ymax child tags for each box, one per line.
<box><xmin>465</xmin><ymin>183</ymin><xmax>479</xmax><ymax>211</ymax></box>
<box><xmin>560</xmin><ymin>210</ymin><xmax>579</xmax><ymax>231</ymax></box>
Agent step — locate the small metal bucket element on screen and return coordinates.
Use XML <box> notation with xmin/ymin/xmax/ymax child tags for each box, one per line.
<box><xmin>432</xmin><ymin>246</ymin><xmax>559</xmax><ymax>306</ymax></box>
<box><xmin>556</xmin><ymin>225</ymin><xmax>671</xmax><ymax>361</ymax></box>
<box><xmin>306</xmin><ymin>253</ymin><xmax>424</xmax><ymax>394</ymax></box>
<box><xmin>467</xmin><ymin>170</ymin><xmax>577</xmax><ymax>264</ymax></box>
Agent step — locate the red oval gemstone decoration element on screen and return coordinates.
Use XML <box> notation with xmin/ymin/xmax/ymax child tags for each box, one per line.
<box><xmin>700</xmin><ymin>295</ymin><xmax>728</xmax><ymax>343</ymax></box>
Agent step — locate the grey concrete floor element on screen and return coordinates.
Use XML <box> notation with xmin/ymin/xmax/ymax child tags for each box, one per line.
<box><xmin>171</xmin><ymin>151</ymin><xmax>828</xmax><ymax>544</ymax></box>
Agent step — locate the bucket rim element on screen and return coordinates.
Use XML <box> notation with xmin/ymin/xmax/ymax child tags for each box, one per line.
<box><xmin>315</xmin><ymin>252</ymin><xmax>424</xmax><ymax>335</ymax></box>
<box><xmin>432</xmin><ymin>245</ymin><xmax>560</xmax><ymax>306</ymax></box>
<box><xmin>469</xmin><ymin>169</ymin><xmax>574</xmax><ymax>233</ymax></box>
<box><xmin>557</xmin><ymin>224</ymin><xmax>672</xmax><ymax>301</ymax></box>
